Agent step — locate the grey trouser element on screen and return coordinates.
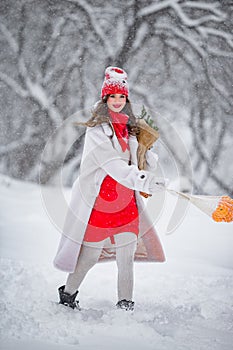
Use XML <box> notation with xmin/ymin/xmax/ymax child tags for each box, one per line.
<box><xmin>65</xmin><ymin>232</ymin><xmax>137</xmax><ymax>301</ymax></box>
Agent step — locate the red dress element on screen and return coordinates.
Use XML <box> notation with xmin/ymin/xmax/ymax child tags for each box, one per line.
<box><xmin>84</xmin><ymin>110</ymin><xmax>139</xmax><ymax>243</ymax></box>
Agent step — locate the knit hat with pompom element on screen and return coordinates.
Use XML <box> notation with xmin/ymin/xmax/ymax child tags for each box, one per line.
<box><xmin>101</xmin><ymin>66</ymin><xmax>129</xmax><ymax>98</ymax></box>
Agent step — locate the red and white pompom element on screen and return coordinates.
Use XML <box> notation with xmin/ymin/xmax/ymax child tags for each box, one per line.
<box><xmin>101</xmin><ymin>66</ymin><xmax>129</xmax><ymax>98</ymax></box>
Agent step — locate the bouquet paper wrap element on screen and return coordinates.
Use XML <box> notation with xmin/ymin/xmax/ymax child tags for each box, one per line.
<box><xmin>136</xmin><ymin>118</ymin><xmax>160</xmax><ymax>171</ymax></box>
<box><xmin>168</xmin><ymin>190</ymin><xmax>233</xmax><ymax>224</ymax></box>
<box><xmin>136</xmin><ymin>118</ymin><xmax>159</xmax><ymax>198</ymax></box>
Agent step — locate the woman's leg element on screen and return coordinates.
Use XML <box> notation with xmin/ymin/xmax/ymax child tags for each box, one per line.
<box><xmin>64</xmin><ymin>240</ymin><xmax>104</xmax><ymax>295</ymax></box>
<box><xmin>115</xmin><ymin>232</ymin><xmax>137</xmax><ymax>301</ymax></box>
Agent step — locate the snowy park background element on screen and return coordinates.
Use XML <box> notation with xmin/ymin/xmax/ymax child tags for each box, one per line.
<box><xmin>0</xmin><ymin>1</ymin><xmax>233</xmax><ymax>350</ymax></box>
<box><xmin>0</xmin><ymin>174</ymin><xmax>233</xmax><ymax>350</ymax></box>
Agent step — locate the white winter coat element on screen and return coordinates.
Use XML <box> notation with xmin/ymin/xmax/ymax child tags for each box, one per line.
<box><xmin>54</xmin><ymin>122</ymin><xmax>165</xmax><ymax>272</ymax></box>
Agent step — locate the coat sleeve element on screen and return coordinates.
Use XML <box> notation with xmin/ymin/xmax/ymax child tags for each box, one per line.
<box><xmin>145</xmin><ymin>149</ymin><xmax>158</xmax><ymax>172</ymax></box>
<box><xmin>84</xmin><ymin>126</ymin><xmax>164</xmax><ymax>194</ymax></box>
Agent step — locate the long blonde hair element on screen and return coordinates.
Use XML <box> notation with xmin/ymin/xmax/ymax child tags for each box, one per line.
<box><xmin>76</xmin><ymin>96</ymin><xmax>139</xmax><ymax>135</ymax></box>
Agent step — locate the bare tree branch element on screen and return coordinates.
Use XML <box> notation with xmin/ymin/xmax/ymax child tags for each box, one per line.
<box><xmin>39</xmin><ymin>17</ymin><xmax>67</xmax><ymax>76</ymax></box>
<box><xmin>66</xmin><ymin>0</ymin><xmax>115</xmax><ymax>58</ymax></box>
<box><xmin>138</xmin><ymin>0</ymin><xmax>179</xmax><ymax>17</ymax></box>
<box><xmin>0</xmin><ymin>22</ymin><xmax>19</xmax><ymax>53</ymax></box>
<box><xmin>0</xmin><ymin>71</ymin><xmax>28</xmax><ymax>98</ymax></box>
<box><xmin>171</xmin><ymin>1</ymin><xmax>225</xmax><ymax>27</ymax></box>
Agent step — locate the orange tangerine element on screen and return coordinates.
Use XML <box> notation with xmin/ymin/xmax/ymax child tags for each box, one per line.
<box><xmin>216</xmin><ymin>205</ymin><xmax>228</xmax><ymax>216</ymax></box>
<box><xmin>212</xmin><ymin>213</ymin><xmax>223</xmax><ymax>222</ymax></box>
<box><xmin>212</xmin><ymin>195</ymin><xmax>233</xmax><ymax>222</ymax></box>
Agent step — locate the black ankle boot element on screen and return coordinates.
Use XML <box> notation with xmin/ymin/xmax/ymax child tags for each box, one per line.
<box><xmin>116</xmin><ymin>299</ymin><xmax>134</xmax><ymax>311</ymax></box>
<box><xmin>58</xmin><ymin>285</ymin><xmax>81</xmax><ymax>310</ymax></box>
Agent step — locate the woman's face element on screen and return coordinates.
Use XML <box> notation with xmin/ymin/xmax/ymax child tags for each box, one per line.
<box><xmin>107</xmin><ymin>94</ymin><xmax>127</xmax><ymax>112</ymax></box>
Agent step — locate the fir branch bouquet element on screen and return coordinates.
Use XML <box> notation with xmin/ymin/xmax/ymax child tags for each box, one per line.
<box><xmin>136</xmin><ymin>106</ymin><xmax>160</xmax><ymax>198</ymax></box>
<box><xmin>136</xmin><ymin>106</ymin><xmax>160</xmax><ymax>171</ymax></box>
<box><xmin>138</xmin><ymin>105</ymin><xmax>159</xmax><ymax>131</ymax></box>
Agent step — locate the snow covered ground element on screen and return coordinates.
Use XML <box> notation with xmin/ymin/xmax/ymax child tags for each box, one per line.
<box><xmin>0</xmin><ymin>175</ymin><xmax>232</xmax><ymax>350</ymax></box>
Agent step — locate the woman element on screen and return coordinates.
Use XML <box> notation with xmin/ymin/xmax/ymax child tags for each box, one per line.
<box><xmin>54</xmin><ymin>66</ymin><xmax>166</xmax><ymax>311</ymax></box>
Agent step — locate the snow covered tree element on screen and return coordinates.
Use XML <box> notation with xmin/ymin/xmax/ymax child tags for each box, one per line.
<box><xmin>0</xmin><ymin>0</ymin><xmax>232</xmax><ymax>194</ymax></box>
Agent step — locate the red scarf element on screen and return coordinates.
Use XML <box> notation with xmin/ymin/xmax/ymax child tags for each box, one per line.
<box><xmin>108</xmin><ymin>109</ymin><xmax>129</xmax><ymax>152</ymax></box>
